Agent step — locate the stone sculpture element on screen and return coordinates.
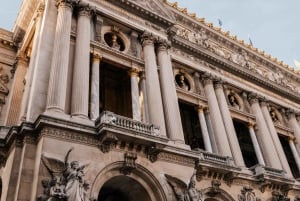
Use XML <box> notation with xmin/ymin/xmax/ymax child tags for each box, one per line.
<box><xmin>37</xmin><ymin>147</ymin><xmax>90</xmax><ymax>201</ymax></box>
<box><xmin>165</xmin><ymin>173</ymin><xmax>203</xmax><ymax>201</ymax></box>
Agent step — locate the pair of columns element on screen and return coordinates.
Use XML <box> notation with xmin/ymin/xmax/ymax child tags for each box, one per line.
<box><xmin>46</xmin><ymin>1</ymin><xmax>92</xmax><ymax>118</ymax></box>
<box><xmin>141</xmin><ymin>32</ymin><xmax>184</xmax><ymax>142</ymax></box>
<box><xmin>248</xmin><ymin>94</ymin><xmax>295</xmax><ymax>176</ymax></box>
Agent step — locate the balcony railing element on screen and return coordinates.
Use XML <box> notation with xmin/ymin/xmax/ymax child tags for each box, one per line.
<box><xmin>199</xmin><ymin>151</ymin><xmax>234</xmax><ymax>166</ymax></box>
<box><xmin>97</xmin><ymin>111</ymin><xmax>160</xmax><ymax>137</ymax></box>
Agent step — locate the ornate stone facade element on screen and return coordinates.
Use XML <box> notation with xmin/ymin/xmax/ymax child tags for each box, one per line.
<box><xmin>0</xmin><ymin>0</ymin><xmax>299</xmax><ymax>200</ymax></box>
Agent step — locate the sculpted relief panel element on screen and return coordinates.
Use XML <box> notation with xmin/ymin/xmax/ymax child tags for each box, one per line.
<box><xmin>175</xmin><ymin>26</ymin><xmax>300</xmax><ymax>94</ymax></box>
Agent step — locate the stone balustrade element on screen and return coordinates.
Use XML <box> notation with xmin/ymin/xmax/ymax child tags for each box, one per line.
<box><xmin>96</xmin><ymin>111</ymin><xmax>160</xmax><ymax>137</ymax></box>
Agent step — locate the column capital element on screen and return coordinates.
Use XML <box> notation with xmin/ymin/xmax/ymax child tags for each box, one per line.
<box><xmin>289</xmin><ymin>135</ymin><xmax>296</xmax><ymax>142</ymax></box>
<box><xmin>156</xmin><ymin>38</ymin><xmax>171</xmax><ymax>51</ymax></box>
<box><xmin>129</xmin><ymin>68</ymin><xmax>140</xmax><ymax>77</ymax></box>
<box><xmin>259</xmin><ymin>99</ymin><xmax>269</xmax><ymax>107</ymax></box>
<box><xmin>201</xmin><ymin>73</ymin><xmax>214</xmax><ymax>86</ymax></box>
<box><xmin>285</xmin><ymin>108</ymin><xmax>296</xmax><ymax>120</ymax></box>
<box><xmin>197</xmin><ymin>105</ymin><xmax>207</xmax><ymax>113</ymax></box>
<box><xmin>214</xmin><ymin>79</ymin><xmax>225</xmax><ymax>89</ymax></box>
<box><xmin>56</xmin><ymin>0</ymin><xmax>74</xmax><ymax>9</ymax></box>
<box><xmin>77</xmin><ymin>3</ymin><xmax>92</xmax><ymax>17</ymax></box>
<box><xmin>248</xmin><ymin>120</ymin><xmax>256</xmax><ymax>128</ymax></box>
<box><xmin>92</xmin><ymin>53</ymin><xmax>102</xmax><ymax>63</ymax></box>
<box><xmin>141</xmin><ymin>31</ymin><xmax>155</xmax><ymax>47</ymax></box>
<box><xmin>247</xmin><ymin>92</ymin><xmax>260</xmax><ymax>105</ymax></box>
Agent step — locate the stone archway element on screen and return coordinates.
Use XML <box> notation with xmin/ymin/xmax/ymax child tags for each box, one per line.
<box><xmin>97</xmin><ymin>175</ymin><xmax>151</xmax><ymax>201</ymax></box>
<box><xmin>90</xmin><ymin>162</ymin><xmax>168</xmax><ymax>201</ymax></box>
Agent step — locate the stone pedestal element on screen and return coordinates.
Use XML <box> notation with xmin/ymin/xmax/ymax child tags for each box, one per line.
<box><xmin>156</xmin><ymin>40</ymin><xmax>184</xmax><ymax>142</ymax></box>
<box><xmin>141</xmin><ymin>32</ymin><xmax>166</xmax><ymax>136</ymax></box>
<box><xmin>71</xmin><ymin>4</ymin><xmax>91</xmax><ymax>118</ymax></box>
<box><xmin>46</xmin><ymin>0</ymin><xmax>73</xmax><ymax>112</ymax></box>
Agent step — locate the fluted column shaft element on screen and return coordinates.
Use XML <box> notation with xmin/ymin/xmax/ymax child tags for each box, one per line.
<box><xmin>202</xmin><ymin>75</ymin><xmax>232</xmax><ymax>157</ymax></box>
<box><xmin>140</xmin><ymin>72</ymin><xmax>149</xmax><ymax>123</ymax></box>
<box><xmin>46</xmin><ymin>0</ymin><xmax>73</xmax><ymax>112</ymax></box>
<box><xmin>260</xmin><ymin>102</ymin><xmax>292</xmax><ymax>176</ymax></box>
<box><xmin>6</xmin><ymin>55</ymin><xmax>28</xmax><ymax>125</ymax></box>
<box><xmin>197</xmin><ymin>106</ymin><xmax>212</xmax><ymax>152</ymax></box>
<box><xmin>90</xmin><ymin>53</ymin><xmax>101</xmax><ymax>120</ymax></box>
<box><xmin>71</xmin><ymin>5</ymin><xmax>91</xmax><ymax>118</ymax></box>
<box><xmin>129</xmin><ymin>69</ymin><xmax>141</xmax><ymax>121</ymax></box>
<box><xmin>141</xmin><ymin>33</ymin><xmax>166</xmax><ymax>136</ymax></box>
<box><xmin>215</xmin><ymin>82</ymin><xmax>245</xmax><ymax>167</ymax></box>
<box><xmin>156</xmin><ymin>40</ymin><xmax>184</xmax><ymax>142</ymax></box>
<box><xmin>287</xmin><ymin>112</ymin><xmax>300</xmax><ymax>151</ymax></box>
<box><xmin>289</xmin><ymin>137</ymin><xmax>300</xmax><ymax>172</ymax></box>
<box><xmin>248</xmin><ymin>123</ymin><xmax>265</xmax><ymax>166</ymax></box>
<box><xmin>248</xmin><ymin>96</ymin><xmax>282</xmax><ymax>169</ymax></box>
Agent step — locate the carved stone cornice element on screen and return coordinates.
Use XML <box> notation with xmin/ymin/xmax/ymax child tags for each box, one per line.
<box><xmin>141</xmin><ymin>32</ymin><xmax>155</xmax><ymax>47</ymax></box>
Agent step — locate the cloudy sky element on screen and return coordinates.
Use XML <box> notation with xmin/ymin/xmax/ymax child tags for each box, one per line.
<box><xmin>1</xmin><ymin>0</ymin><xmax>299</xmax><ymax>68</ymax></box>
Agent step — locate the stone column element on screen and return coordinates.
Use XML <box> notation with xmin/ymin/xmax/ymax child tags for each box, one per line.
<box><xmin>5</xmin><ymin>54</ymin><xmax>28</xmax><ymax>125</ymax></box>
<box><xmin>248</xmin><ymin>94</ymin><xmax>282</xmax><ymax>169</ymax></box>
<box><xmin>129</xmin><ymin>68</ymin><xmax>141</xmax><ymax>121</ymax></box>
<box><xmin>204</xmin><ymin>109</ymin><xmax>218</xmax><ymax>153</ymax></box>
<box><xmin>202</xmin><ymin>74</ymin><xmax>232</xmax><ymax>157</ymax></box>
<box><xmin>197</xmin><ymin>106</ymin><xmax>212</xmax><ymax>152</ymax></box>
<box><xmin>260</xmin><ymin>102</ymin><xmax>292</xmax><ymax>176</ymax></box>
<box><xmin>248</xmin><ymin>122</ymin><xmax>265</xmax><ymax>166</ymax></box>
<box><xmin>289</xmin><ymin>136</ymin><xmax>300</xmax><ymax>173</ymax></box>
<box><xmin>46</xmin><ymin>0</ymin><xmax>73</xmax><ymax>112</ymax></box>
<box><xmin>215</xmin><ymin>81</ymin><xmax>245</xmax><ymax>167</ymax></box>
<box><xmin>71</xmin><ymin>4</ymin><xmax>91</xmax><ymax>118</ymax></box>
<box><xmin>139</xmin><ymin>71</ymin><xmax>149</xmax><ymax>123</ymax></box>
<box><xmin>90</xmin><ymin>53</ymin><xmax>101</xmax><ymax>120</ymax></box>
<box><xmin>287</xmin><ymin>110</ymin><xmax>300</xmax><ymax>151</ymax></box>
<box><xmin>141</xmin><ymin>32</ymin><xmax>166</xmax><ymax>136</ymax></box>
<box><xmin>156</xmin><ymin>39</ymin><xmax>184</xmax><ymax>142</ymax></box>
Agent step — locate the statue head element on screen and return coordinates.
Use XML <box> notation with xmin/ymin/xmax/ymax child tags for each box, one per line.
<box><xmin>71</xmin><ymin>161</ymin><xmax>79</xmax><ymax>169</ymax></box>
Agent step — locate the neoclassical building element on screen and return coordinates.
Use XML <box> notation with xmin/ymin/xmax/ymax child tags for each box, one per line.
<box><xmin>0</xmin><ymin>0</ymin><xmax>300</xmax><ymax>200</ymax></box>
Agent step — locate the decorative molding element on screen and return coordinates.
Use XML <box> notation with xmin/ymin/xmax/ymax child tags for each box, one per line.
<box><xmin>206</xmin><ymin>179</ymin><xmax>221</xmax><ymax>197</ymax></box>
<box><xmin>120</xmin><ymin>152</ymin><xmax>138</xmax><ymax>175</ymax></box>
<box><xmin>238</xmin><ymin>186</ymin><xmax>261</xmax><ymax>201</ymax></box>
<box><xmin>99</xmin><ymin>133</ymin><xmax>118</xmax><ymax>153</ymax></box>
<box><xmin>271</xmin><ymin>191</ymin><xmax>290</xmax><ymax>201</ymax></box>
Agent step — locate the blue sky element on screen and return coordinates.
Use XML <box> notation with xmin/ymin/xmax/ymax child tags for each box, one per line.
<box><xmin>0</xmin><ymin>0</ymin><xmax>299</xmax><ymax>68</ymax></box>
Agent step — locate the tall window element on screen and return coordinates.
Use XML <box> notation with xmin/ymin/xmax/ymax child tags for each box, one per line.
<box><xmin>179</xmin><ymin>101</ymin><xmax>204</xmax><ymax>150</ymax></box>
<box><xmin>279</xmin><ymin>135</ymin><xmax>300</xmax><ymax>178</ymax></box>
<box><xmin>233</xmin><ymin>120</ymin><xmax>258</xmax><ymax>167</ymax></box>
<box><xmin>100</xmin><ymin>62</ymin><xmax>132</xmax><ymax>118</ymax></box>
